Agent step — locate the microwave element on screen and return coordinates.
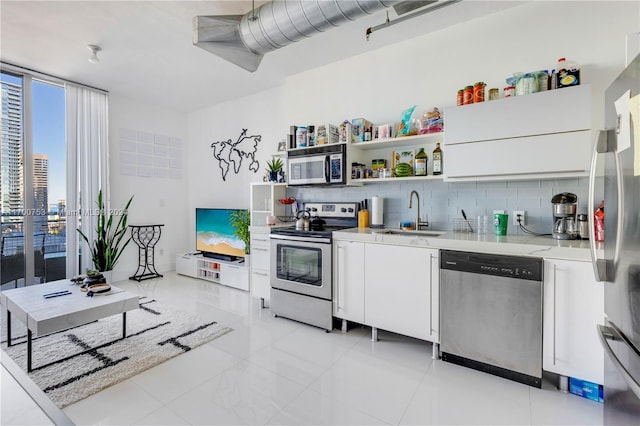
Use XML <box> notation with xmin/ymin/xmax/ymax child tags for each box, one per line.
<box><xmin>287</xmin><ymin>144</ymin><xmax>347</xmax><ymax>186</ymax></box>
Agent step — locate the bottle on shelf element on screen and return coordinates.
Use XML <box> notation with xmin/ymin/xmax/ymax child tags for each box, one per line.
<box><xmin>433</xmin><ymin>142</ymin><xmax>443</xmax><ymax>175</ymax></box>
<box><xmin>415</xmin><ymin>148</ymin><xmax>428</xmax><ymax>176</ymax></box>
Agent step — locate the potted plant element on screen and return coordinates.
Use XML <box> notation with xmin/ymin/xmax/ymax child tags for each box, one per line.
<box><xmin>230</xmin><ymin>210</ymin><xmax>250</xmax><ymax>265</ymax></box>
<box><xmin>266</xmin><ymin>157</ymin><xmax>283</xmax><ymax>182</ymax></box>
<box><xmin>77</xmin><ymin>190</ymin><xmax>134</xmax><ymax>281</ymax></box>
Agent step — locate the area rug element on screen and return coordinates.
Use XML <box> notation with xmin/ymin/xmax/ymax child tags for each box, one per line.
<box><xmin>0</xmin><ymin>297</ymin><xmax>232</xmax><ymax>408</ymax></box>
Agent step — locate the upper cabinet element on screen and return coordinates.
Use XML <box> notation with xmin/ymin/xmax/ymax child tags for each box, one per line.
<box><xmin>443</xmin><ymin>85</ymin><xmax>592</xmax><ymax>182</ymax></box>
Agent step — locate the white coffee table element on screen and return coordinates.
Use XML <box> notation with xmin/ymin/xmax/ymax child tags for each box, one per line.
<box><xmin>1</xmin><ymin>279</ymin><xmax>139</xmax><ymax>372</ymax></box>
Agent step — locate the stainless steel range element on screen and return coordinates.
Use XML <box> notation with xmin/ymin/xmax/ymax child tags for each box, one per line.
<box><xmin>270</xmin><ymin>202</ymin><xmax>358</xmax><ymax>331</ymax></box>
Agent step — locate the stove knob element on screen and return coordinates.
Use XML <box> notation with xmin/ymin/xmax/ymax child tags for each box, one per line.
<box><xmin>341</xmin><ymin>208</ymin><xmax>346</xmax><ymax>212</ymax></box>
<box><xmin>347</xmin><ymin>208</ymin><xmax>354</xmax><ymax>212</ymax></box>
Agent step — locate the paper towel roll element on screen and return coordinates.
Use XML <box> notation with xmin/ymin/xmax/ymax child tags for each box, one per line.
<box><xmin>371</xmin><ymin>196</ymin><xmax>384</xmax><ymax>226</ymax></box>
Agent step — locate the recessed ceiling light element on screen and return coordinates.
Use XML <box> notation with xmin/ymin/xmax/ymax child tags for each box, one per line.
<box><xmin>87</xmin><ymin>45</ymin><xmax>102</xmax><ymax>64</ymax></box>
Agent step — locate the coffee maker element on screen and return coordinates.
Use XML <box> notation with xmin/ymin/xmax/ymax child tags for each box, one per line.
<box><xmin>551</xmin><ymin>192</ymin><xmax>578</xmax><ymax>239</ymax></box>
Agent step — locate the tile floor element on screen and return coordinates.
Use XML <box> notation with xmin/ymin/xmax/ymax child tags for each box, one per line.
<box><xmin>2</xmin><ymin>272</ymin><xmax>604</xmax><ymax>425</ymax></box>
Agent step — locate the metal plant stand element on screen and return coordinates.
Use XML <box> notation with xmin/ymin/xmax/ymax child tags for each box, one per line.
<box><xmin>129</xmin><ymin>224</ymin><xmax>164</xmax><ymax>281</ymax></box>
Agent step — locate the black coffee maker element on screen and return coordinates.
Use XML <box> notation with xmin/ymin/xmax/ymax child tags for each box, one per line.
<box><xmin>551</xmin><ymin>192</ymin><xmax>578</xmax><ymax>239</ymax></box>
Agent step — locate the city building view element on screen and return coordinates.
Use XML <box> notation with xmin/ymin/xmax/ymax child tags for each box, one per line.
<box><xmin>1</xmin><ymin>74</ymin><xmax>66</xmax><ymax>288</ymax></box>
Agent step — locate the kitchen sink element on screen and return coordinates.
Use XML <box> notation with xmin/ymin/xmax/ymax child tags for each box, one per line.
<box><xmin>372</xmin><ymin>229</ymin><xmax>446</xmax><ymax>237</ymax></box>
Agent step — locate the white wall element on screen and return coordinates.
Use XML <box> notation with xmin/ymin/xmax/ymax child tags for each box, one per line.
<box><xmin>186</xmin><ymin>86</ymin><xmax>286</xmax><ymax>248</ymax></box>
<box><xmin>109</xmin><ymin>95</ymin><xmax>188</xmax><ymax>281</ymax></box>
<box><xmin>182</xmin><ymin>2</ymin><xmax>640</xmax><ymax>248</ymax></box>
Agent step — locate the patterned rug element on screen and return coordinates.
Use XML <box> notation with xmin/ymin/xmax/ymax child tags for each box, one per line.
<box><xmin>1</xmin><ymin>297</ymin><xmax>232</xmax><ymax>408</ymax></box>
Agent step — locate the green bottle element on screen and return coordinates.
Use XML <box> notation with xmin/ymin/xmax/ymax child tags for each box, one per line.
<box><xmin>415</xmin><ymin>148</ymin><xmax>427</xmax><ymax>176</ymax></box>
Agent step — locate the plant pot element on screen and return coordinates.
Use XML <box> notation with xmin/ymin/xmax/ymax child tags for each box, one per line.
<box><xmin>100</xmin><ymin>270</ymin><xmax>113</xmax><ymax>284</ymax></box>
<box><xmin>268</xmin><ymin>171</ymin><xmax>278</xmax><ymax>182</ymax></box>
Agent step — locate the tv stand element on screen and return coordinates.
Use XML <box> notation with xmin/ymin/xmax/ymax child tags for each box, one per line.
<box><xmin>175</xmin><ymin>253</ymin><xmax>249</xmax><ymax>291</ymax></box>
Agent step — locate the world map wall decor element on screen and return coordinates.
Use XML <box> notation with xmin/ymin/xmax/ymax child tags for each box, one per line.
<box><xmin>210</xmin><ymin>129</ymin><xmax>261</xmax><ymax>181</ymax></box>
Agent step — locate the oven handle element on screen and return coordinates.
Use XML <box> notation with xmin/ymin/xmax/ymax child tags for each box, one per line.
<box><xmin>270</xmin><ymin>234</ymin><xmax>332</xmax><ymax>244</ymax></box>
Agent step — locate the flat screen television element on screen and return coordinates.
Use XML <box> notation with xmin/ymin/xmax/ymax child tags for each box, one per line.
<box><xmin>196</xmin><ymin>208</ymin><xmax>246</xmax><ymax>261</ymax></box>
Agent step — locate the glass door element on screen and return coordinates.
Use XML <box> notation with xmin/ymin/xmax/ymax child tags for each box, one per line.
<box><xmin>1</xmin><ymin>71</ymin><xmax>66</xmax><ymax>288</ymax></box>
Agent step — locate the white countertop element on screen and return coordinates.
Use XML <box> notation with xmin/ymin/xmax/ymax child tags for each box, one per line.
<box><xmin>333</xmin><ymin>228</ymin><xmax>596</xmax><ymax>262</ymax></box>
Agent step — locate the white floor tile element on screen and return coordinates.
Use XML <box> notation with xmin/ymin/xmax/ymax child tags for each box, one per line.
<box><xmin>247</xmin><ymin>344</ymin><xmax>328</xmax><ymax>387</ymax></box>
<box><xmin>530</xmin><ymin>385</ymin><xmax>603</xmax><ymax>425</ymax></box>
<box><xmin>401</xmin><ymin>360</ymin><xmax>532</xmax><ymax>425</ymax></box>
<box><xmin>166</xmin><ymin>360</ymin><xmax>305</xmax><ymax>425</ymax></box>
<box><xmin>1</xmin><ymin>366</ymin><xmax>53</xmax><ymax>425</ymax></box>
<box><xmin>310</xmin><ymin>346</ymin><xmax>425</xmax><ymax>424</ymax></box>
<box><xmin>131</xmin><ymin>406</ymin><xmax>190</xmax><ymax>426</ymax></box>
<box><xmin>267</xmin><ymin>388</ymin><xmax>390</xmax><ymax>425</ymax></box>
<box><xmin>63</xmin><ymin>379</ymin><xmax>163</xmax><ymax>425</ymax></box>
<box><xmin>130</xmin><ymin>343</ymin><xmax>240</xmax><ymax>403</ymax></box>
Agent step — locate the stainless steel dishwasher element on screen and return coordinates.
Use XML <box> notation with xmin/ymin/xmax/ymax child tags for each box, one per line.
<box><xmin>440</xmin><ymin>250</ymin><xmax>543</xmax><ymax>388</ymax></box>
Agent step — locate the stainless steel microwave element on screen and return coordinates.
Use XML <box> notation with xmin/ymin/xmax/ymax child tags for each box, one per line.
<box><xmin>287</xmin><ymin>144</ymin><xmax>346</xmax><ymax>186</ymax></box>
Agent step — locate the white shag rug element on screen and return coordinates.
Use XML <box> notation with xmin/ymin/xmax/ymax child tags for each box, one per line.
<box><xmin>1</xmin><ymin>297</ymin><xmax>232</xmax><ymax>408</ymax></box>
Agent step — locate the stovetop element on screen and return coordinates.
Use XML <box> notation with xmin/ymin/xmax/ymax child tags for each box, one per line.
<box><xmin>270</xmin><ymin>202</ymin><xmax>359</xmax><ymax>238</ymax></box>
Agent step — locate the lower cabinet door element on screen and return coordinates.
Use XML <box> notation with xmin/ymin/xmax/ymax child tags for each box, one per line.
<box><xmin>543</xmin><ymin>259</ymin><xmax>604</xmax><ymax>384</ymax></box>
<box><xmin>333</xmin><ymin>240</ymin><xmax>365</xmax><ymax>323</ymax></box>
<box><xmin>364</xmin><ymin>244</ymin><xmax>437</xmax><ymax>341</ymax></box>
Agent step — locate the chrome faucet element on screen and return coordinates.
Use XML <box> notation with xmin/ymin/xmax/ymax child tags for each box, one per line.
<box><xmin>409</xmin><ymin>190</ymin><xmax>429</xmax><ymax>230</ymax></box>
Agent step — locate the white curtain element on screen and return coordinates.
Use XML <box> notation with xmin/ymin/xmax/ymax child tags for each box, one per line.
<box><xmin>65</xmin><ymin>84</ymin><xmax>109</xmax><ymax>275</ymax></box>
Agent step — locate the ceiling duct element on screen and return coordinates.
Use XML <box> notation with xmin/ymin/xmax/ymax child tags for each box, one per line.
<box><xmin>194</xmin><ymin>0</ymin><xmax>400</xmax><ymax>72</ymax></box>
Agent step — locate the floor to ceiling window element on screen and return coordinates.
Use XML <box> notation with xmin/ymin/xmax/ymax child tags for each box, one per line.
<box><xmin>1</xmin><ymin>71</ymin><xmax>66</xmax><ymax>288</ymax></box>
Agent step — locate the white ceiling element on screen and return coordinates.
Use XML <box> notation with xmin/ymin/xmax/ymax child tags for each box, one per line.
<box><xmin>0</xmin><ymin>1</ymin><xmax>526</xmax><ymax>113</ymax></box>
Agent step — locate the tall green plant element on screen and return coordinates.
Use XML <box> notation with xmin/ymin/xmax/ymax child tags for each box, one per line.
<box><xmin>77</xmin><ymin>190</ymin><xmax>134</xmax><ymax>271</ymax></box>
<box><xmin>230</xmin><ymin>209</ymin><xmax>250</xmax><ymax>254</ymax></box>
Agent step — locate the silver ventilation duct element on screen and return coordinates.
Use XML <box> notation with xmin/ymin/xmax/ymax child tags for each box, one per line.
<box><xmin>194</xmin><ymin>0</ymin><xmax>400</xmax><ymax>72</ymax></box>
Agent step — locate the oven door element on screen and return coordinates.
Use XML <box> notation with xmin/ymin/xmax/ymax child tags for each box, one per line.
<box><xmin>270</xmin><ymin>236</ymin><xmax>332</xmax><ymax>300</ymax></box>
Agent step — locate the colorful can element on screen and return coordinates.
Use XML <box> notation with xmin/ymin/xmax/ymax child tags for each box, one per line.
<box><xmin>473</xmin><ymin>82</ymin><xmax>486</xmax><ymax>103</ymax></box>
<box><xmin>457</xmin><ymin>89</ymin><xmax>464</xmax><ymax>106</ymax></box>
<box><xmin>463</xmin><ymin>86</ymin><xmax>474</xmax><ymax>105</ymax></box>
<box><xmin>296</xmin><ymin>126</ymin><xmax>308</xmax><ymax>148</ymax></box>
<box><xmin>503</xmin><ymin>85</ymin><xmax>515</xmax><ymax>98</ymax></box>
<box><xmin>488</xmin><ymin>88</ymin><xmax>500</xmax><ymax>101</ymax></box>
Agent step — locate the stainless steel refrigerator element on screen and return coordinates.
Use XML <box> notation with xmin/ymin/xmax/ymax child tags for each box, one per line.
<box><xmin>590</xmin><ymin>53</ymin><xmax>640</xmax><ymax>424</ymax></box>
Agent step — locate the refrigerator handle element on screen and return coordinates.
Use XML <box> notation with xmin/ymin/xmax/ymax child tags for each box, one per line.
<box><xmin>598</xmin><ymin>324</ymin><xmax>640</xmax><ymax>399</ymax></box>
<box><xmin>588</xmin><ymin>130</ymin><xmax>611</xmax><ymax>282</ymax></box>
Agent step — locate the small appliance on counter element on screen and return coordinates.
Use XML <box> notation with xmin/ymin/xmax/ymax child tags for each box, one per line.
<box><xmin>551</xmin><ymin>192</ymin><xmax>578</xmax><ymax>240</ymax></box>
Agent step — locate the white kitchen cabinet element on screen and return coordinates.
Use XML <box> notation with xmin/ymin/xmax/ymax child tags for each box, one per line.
<box><xmin>364</xmin><ymin>243</ymin><xmax>439</xmax><ymax>342</ymax></box>
<box><xmin>250</xmin><ymin>231</ymin><xmax>271</xmax><ymax>307</ymax></box>
<box><xmin>333</xmin><ymin>240</ymin><xmax>365</xmax><ymax>324</ymax></box>
<box><xmin>543</xmin><ymin>258</ymin><xmax>604</xmax><ymax>385</ymax></box>
<box><xmin>443</xmin><ymin>84</ymin><xmax>592</xmax><ymax>181</ymax></box>
<box><xmin>250</xmin><ymin>182</ymin><xmax>287</xmax><ymax>226</ymax></box>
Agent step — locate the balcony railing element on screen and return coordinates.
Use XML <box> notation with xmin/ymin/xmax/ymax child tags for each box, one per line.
<box><xmin>1</xmin><ymin>216</ymin><xmax>68</xmax><ymax>288</ymax></box>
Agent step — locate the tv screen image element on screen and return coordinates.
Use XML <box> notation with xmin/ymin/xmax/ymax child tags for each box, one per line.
<box><xmin>196</xmin><ymin>208</ymin><xmax>246</xmax><ymax>260</ymax></box>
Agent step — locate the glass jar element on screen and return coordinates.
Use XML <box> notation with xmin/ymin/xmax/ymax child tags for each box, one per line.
<box><xmin>463</xmin><ymin>86</ymin><xmax>474</xmax><ymax>105</ymax></box>
<box><xmin>473</xmin><ymin>82</ymin><xmax>486</xmax><ymax>103</ymax></box>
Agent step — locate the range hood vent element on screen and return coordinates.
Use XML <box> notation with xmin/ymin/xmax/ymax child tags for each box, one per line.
<box><xmin>193</xmin><ymin>0</ymin><xmax>400</xmax><ymax>72</ymax></box>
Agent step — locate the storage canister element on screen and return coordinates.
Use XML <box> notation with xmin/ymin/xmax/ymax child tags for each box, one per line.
<box><xmin>488</xmin><ymin>88</ymin><xmax>500</xmax><ymax>101</ymax></box>
<box><xmin>296</xmin><ymin>126</ymin><xmax>308</xmax><ymax>148</ymax></box>
<box><xmin>457</xmin><ymin>89</ymin><xmax>464</xmax><ymax>106</ymax></box>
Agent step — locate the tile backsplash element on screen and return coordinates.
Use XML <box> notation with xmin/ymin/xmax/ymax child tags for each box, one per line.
<box><xmin>287</xmin><ymin>177</ymin><xmax>590</xmax><ymax>235</ymax></box>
